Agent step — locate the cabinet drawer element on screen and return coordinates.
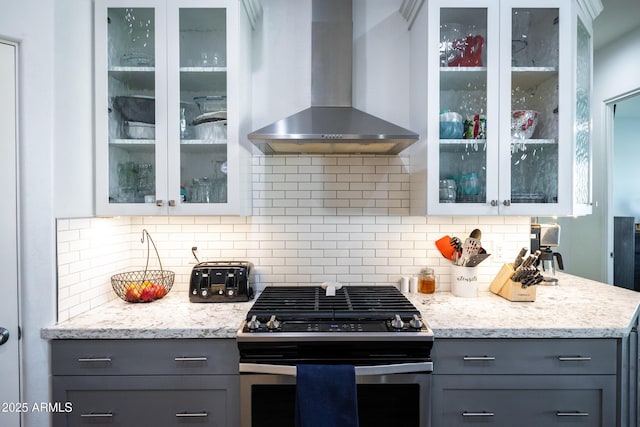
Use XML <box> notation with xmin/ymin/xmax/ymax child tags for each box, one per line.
<box><xmin>431</xmin><ymin>339</ymin><xmax>617</xmax><ymax>375</ymax></box>
<box><xmin>51</xmin><ymin>339</ymin><xmax>238</xmax><ymax>376</ymax></box>
<box><xmin>432</xmin><ymin>375</ymin><xmax>616</xmax><ymax>427</ymax></box>
<box><xmin>52</xmin><ymin>375</ymin><xmax>238</xmax><ymax>427</ymax></box>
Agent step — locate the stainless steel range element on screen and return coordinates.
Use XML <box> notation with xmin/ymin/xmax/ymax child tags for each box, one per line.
<box><xmin>236</xmin><ymin>285</ymin><xmax>434</xmax><ymax>427</ymax></box>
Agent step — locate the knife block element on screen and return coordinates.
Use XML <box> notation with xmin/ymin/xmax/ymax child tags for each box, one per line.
<box><xmin>489</xmin><ymin>263</ymin><xmax>536</xmax><ymax>302</ymax></box>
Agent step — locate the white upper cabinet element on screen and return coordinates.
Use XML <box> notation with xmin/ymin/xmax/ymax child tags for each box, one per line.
<box><xmin>410</xmin><ymin>0</ymin><xmax>595</xmax><ymax>216</ymax></box>
<box><xmin>95</xmin><ymin>0</ymin><xmax>253</xmax><ymax>216</ymax></box>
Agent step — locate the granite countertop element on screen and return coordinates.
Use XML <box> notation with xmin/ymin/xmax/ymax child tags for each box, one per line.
<box><xmin>408</xmin><ymin>272</ymin><xmax>640</xmax><ymax>338</ymax></box>
<box><xmin>41</xmin><ymin>291</ymin><xmax>252</xmax><ymax>339</ymax></box>
<box><xmin>41</xmin><ymin>272</ymin><xmax>640</xmax><ymax>340</ymax></box>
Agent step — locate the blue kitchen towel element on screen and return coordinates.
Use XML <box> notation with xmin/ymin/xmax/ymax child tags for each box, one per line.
<box><xmin>295</xmin><ymin>364</ymin><xmax>359</xmax><ymax>427</ymax></box>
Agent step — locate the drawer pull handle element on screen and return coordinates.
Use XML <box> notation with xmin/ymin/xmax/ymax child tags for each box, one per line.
<box><xmin>557</xmin><ymin>411</ymin><xmax>589</xmax><ymax>417</ymax></box>
<box><xmin>462</xmin><ymin>411</ymin><xmax>495</xmax><ymax>417</ymax></box>
<box><xmin>174</xmin><ymin>356</ymin><xmax>208</xmax><ymax>362</ymax></box>
<box><xmin>81</xmin><ymin>412</ymin><xmax>113</xmax><ymax>418</ymax></box>
<box><xmin>463</xmin><ymin>356</ymin><xmax>496</xmax><ymax>361</ymax></box>
<box><xmin>77</xmin><ymin>357</ymin><xmax>112</xmax><ymax>363</ymax></box>
<box><xmin>558</xmin><ymin>356</ymin><xmax>592</xmax><ymax>362</ymax></box>
<box><xmin>175</xmin><ymin>412</ymin><xmax>208</xmax><ymax>418</ymax></box>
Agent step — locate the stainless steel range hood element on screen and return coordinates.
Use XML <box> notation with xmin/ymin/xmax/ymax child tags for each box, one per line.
<box><xmin>248</xmin><ymin>0</ymin><xmax>419</xmax><ymax>155</ymax></box>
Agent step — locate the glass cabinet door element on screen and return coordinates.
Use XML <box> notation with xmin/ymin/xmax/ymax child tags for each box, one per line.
<box><xmin>105</xmin><ymin>6</ymin><xmax>164</xmax><ymax>207</ymax></box>
<box><xmin>169</xmin><ymin>6</ymin><xmax>228</xmax><ymax>208</ymax></box>
<box><xmin>505</xmin><ymin>7</ymin><xmax>560</xmax><ymax>206</ymax></box>
<box><xmin>436</xmin><ymin>6</ymin><xmax>495</xmax><ymax>209</ymax></box>
<box><xmin>574</xmin><ymin>14</ymin><xmax>592</xmax><ymax>211</ymax></box>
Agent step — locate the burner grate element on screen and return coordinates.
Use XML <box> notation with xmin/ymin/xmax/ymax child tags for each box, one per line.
<box><xmin>246</xmin><ymin>285</ymin><xmax>420</xmax><ymax>321</ymax></box>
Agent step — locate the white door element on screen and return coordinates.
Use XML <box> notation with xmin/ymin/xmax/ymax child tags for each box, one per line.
<box><xmin>0</xmin><ymin>40</ymin><xmax>21</xmax><ymax>426</ymax></box>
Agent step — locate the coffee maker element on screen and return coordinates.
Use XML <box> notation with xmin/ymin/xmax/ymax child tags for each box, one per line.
<box><xmin>531</xmin><ymin>223</ymin><xmax>564</xmax><ymax>285</ymax></box>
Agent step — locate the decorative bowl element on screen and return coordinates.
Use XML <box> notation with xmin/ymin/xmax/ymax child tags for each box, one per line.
<box><xmin>125</xmin><ymin>121</ymin><xmax>155</xmax><ymax>139</ymax></box>
<box><xmin>439</xmin><ymin>111</ymin><xmax>464</xmax><ymax>139</ymax></box>
<box><xmin>511</xmin><ymin>110</ymin><xmax>539</xmax><ymax>139</ymax></box>
<box><xmin>194</xmin><ymin>95</ymin><xmax>227</xmax><ymax>114</ymax></box>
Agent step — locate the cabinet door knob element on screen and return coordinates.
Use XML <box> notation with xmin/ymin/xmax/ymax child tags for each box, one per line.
<box><xmin>168</xmin><ymin>199</ymin><xmax>176</xmax><ymax>207</ymax></box>
<box><xmin>502</xmin><ymin>200</ymin><xmax>511</xmax><ymax>206</ymax></box>
<box><xmin>0</xmin><ymin>327</ymin><xmax>9</xmax><ymax>345</ymax></box>
<box><xmin>155</xmin><ymin>200</ymin><xmax>164</xmax><ymax>207</ymax></box>
<box><xmin>490</xmin><ymin>200</ymin><xmax>498</xmax><ymax>207</ymax></box>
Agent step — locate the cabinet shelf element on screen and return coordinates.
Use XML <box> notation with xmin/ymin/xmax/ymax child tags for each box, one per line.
<box><xmin>439</xmin><ymin>66</ymin><xmax>558</xmax><ymax>92</ymax></box>
<box><xmin>181</xmin><ymin>140</ymin><xmax>227</xmax><ymax>154</ymax></box>
<box><xmin>180</xmin><ymin>68</ymin><xmax>227</xmax><ymax>93</ymax></box>
<box><xmin>110</xmin><ymin>139</ymin><xmax>155</xmax><ymax>152</ymax></box>
<box><xmin>512</xmin><ymin>67</ymin><xmax>558</xmax><ymax>89</ymax></box>
<box><xmin>110</xmin><ymin>139</ymin><xmax>228</xmax><ymax>150</ymax></box>
<box><xmin>440</xmin><ymin>67</ymin><xmax>487</xmax><ymax>90</ymax></box>
<box><xmin>108</xmin><ymin>67</ymin><xmax>228</xmax><ymax>93</ymax></box>
<box><xmin>439</xmin><ymin>138</ymin><xmax>555</xmax><ymax>146</ymax></box>
<box><xmin>109</xmin><ymin>68</ymin><xmax>155</xmax><ymax>90</ymax></box>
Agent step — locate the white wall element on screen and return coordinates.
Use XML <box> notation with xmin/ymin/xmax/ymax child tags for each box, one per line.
<box><xmin>54</xmin><ymin>0</ymin><xmax>95</xmax><ymax>218</ymax></box>
<box><xmin>0</xmin><ymin>2</ymin><xmax>57</xmax><ymax>426</ymax></box>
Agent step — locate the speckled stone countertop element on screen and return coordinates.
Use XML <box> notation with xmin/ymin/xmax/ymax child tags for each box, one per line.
<box><xmin>41</xmin><ymin>291</ymin><xmax>252</xmax><ymax>339</ymax></box>
<box><xmin>408</xmin><ymin>272</ymin><xmax>640</xmax><ymax>338</ymax></box>
<box><xmin>42</xmin><ymin>272</ymin><xmax>640</xmax><ymax>340</ymax></box>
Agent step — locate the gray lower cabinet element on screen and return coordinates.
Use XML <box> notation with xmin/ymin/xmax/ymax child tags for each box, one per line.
<box><xmin>431</xmin><ymin>338</ymin><xmax>618</xmax><ymax>427</ymax></box>
<box><xmin>50</xmin><ymin>339</ymin><xmax>239</xmax><ymax>427</ymax></box>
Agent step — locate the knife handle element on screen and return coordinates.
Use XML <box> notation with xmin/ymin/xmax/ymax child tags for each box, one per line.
<box><xmin>513</xmin><ymin>247</ymin><xmax>528</xmax><ymax>269</ymax></box>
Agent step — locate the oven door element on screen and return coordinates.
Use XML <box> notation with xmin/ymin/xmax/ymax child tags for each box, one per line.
<box><xmin>239</xmin><ymin>362</ymin><xmax>432</xmax><ymax>427</ymax></box>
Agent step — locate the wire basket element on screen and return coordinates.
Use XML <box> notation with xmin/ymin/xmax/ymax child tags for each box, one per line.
<box><xmin>111</xmin><ymin>229</ymin><xmax>175</xmax><ymax>303</ymax></box>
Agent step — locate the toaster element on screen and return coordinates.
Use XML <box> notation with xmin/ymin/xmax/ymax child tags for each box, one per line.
<box><xmin>189</xmin><ymin>261</ymin><xmax>254</xmax><ymax>303</ymax></box>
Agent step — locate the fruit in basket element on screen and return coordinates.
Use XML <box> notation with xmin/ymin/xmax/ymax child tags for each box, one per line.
<box><xmin>154</xmin><ymin>284</ymin><xmax>167</xmax><ymax>298</ymax></box>
<box><xmin>124</xmin><ymin>282</ymin><xmax>143</xmax><ymax>302</ymax></box>
<box><xmin>140</xmin><ymin>285</ymin><xmax>156</xmax><ymax>302</ymax></box>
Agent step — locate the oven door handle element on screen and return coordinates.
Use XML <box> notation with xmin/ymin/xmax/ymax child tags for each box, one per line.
<box><xmin>239</xmin><ymin>362</ymin><xmax>433</xmax><ymax>376</ymax></box>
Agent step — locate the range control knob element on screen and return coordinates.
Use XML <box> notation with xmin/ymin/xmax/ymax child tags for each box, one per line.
<box><xmin>409</xmin><ymin>314</ymin><xmax>423</xmax><ymax>329</ymax></box>
<box><xmin>227</xmin><ymin>289</ymin><xmax>235</xmax><ymax>297</ymax></box>
<box><xmin>248</xmin><ymin>315</ymin><xmax>261</xmax><ymax>331</ymax></box>
<box><xmin>391</xmin><ymin>314</ymin><xmax>405</xmax><ymax>330</ymax></box>
<box><xmin>266</xmin><ymin>315</ymin><xmax>281</xmax><ymax>330</ymax></box>
<box><xmin>200</xmin><ymin>289</ymin><xmax>209</xmax><ymax>298</ymax></box>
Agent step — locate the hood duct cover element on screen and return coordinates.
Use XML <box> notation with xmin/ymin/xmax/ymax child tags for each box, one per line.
<box><xmin>249</xmin><ymin>0</ymin><xmax>419</xmax><ymax>155</ymax></box>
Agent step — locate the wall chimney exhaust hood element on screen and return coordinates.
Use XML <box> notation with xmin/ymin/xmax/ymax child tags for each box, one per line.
<box><xmin>248</xmin><ymin>0</ymin><xmax>419</xmax><ymax>155</ymax></box>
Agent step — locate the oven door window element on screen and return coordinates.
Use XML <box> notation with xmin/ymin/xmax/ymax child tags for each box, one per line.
<box><xmin>251</xmin><ymin>384</ymin><xmax>420</xmax><ymax>427</ymax></box>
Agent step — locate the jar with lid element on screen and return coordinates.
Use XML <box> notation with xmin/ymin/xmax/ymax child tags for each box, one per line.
<box><xmin>419</xmin><ymin>268</ymin><xmax>436</xmax><ymax>294</ymax></box>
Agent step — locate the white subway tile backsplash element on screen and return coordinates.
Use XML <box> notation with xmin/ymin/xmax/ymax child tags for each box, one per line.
<box><xmin>56</xmin><ymin>155</ymin><xmax>531</xmax><ymax>321</ymax></box>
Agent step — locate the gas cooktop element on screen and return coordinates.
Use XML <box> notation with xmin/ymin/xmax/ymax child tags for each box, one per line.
<box><xmin>237</xmin><ymin>285</ymin><xmax>433</xmax><ymax>341</ymax></box>
<box><xmin>245</xmin><ymin>285</ymin><xmax>421</xmax><ymax>321</ymax></box>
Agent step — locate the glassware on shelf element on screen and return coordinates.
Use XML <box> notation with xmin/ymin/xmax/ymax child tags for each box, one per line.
<box><xmin>212</xmin><ymin>160</ymin><xmax>227</xmax><ymax>203</ymax></box>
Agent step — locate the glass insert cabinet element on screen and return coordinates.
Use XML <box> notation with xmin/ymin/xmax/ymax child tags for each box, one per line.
<box><xmin>94</xmin><ymin>0</ymin><xmax>252</xmax><ymax>216</ymax></box>
<box><xmin>419</xmin><ymin>0</ymin><xmax>594</xmax><ymax>216</ymax></box>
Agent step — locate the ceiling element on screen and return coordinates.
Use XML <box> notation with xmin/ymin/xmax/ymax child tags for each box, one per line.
<box><xmin>593</xmin><ymin>0</ymin><xmax>640</xmax><ymax>50</ymax></box>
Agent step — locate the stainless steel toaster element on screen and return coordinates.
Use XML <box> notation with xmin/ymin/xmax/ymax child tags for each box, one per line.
<box><xmin>189</xmin><ymin>261</ymin><xmax>254</xmax><ymax>303</ymax></box>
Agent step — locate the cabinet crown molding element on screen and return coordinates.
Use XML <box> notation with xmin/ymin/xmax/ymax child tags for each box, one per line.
<box><xmin>577</xmin><ymin>0</ymin><xmax>603</xmax><ymax>20</ymax></box>
<box><xmin>241</xmin><ymin>0</ymin><xmax>263</xmax><ymax>30</ymax></box>
<box><xmin>399</xmin><ymin>0</ymin><xmax>424</xmax><ymax>30</ymax></box>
